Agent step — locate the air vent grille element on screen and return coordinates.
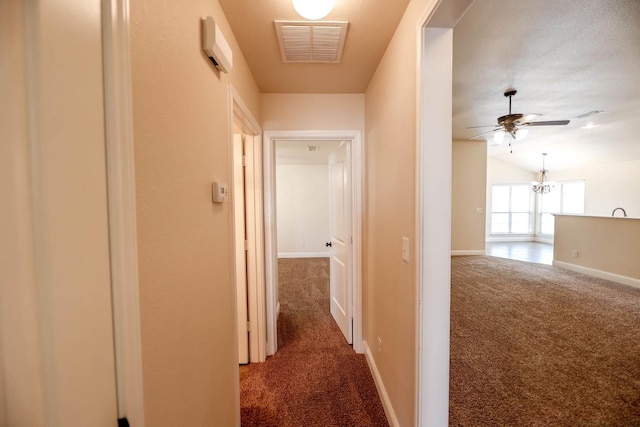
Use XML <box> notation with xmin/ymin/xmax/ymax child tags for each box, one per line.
<box><xmin>275</xmin><ymin>21</ymin><xmax>348</xmax><ymax>63</ymax></box>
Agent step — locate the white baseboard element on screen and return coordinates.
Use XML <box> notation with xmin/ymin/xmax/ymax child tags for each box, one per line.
<box><xmin>363</xmin><ymin>341</ymin><xmax>399</xmax><ymax>427</ymax></box>
<box><xmin>277</xmin><ymin>252</ymin><xmax>329</xmax><ymax>259</ymax></box>
<box><xmin>486</xmin><ymin>236</ymin><xmax>554</xmax><ymax>244</ymax></box>
<box><xmin>553</xmin><ymin>260</ymin><xmax>640</xmax><ymax>289</ymax></box>
<box><xmin>534</xmin><ymin>236</ymin><xmax>554</xmax><ymax>245</ymax></box>
<box><xmin>451</xmin><ymin>250</ymin><xmax>485</xmax><ymax>256</ymax></box>
<box><xmin>486</xmin><ymin>235</ymin><xmax>535</xmax><ymax>242</ymax></box>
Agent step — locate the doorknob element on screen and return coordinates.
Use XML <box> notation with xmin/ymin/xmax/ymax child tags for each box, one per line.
<box><xmin>325</xmin><ymin>242</ymin><xmax>332</xmax><ymax>247</ymax></box>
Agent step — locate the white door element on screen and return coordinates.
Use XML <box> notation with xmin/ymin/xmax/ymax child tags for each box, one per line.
<box><xmin>233</xmin><ymin>134</ymin><xmax>249</xmax><ymax>364</ymax></box>
<box><xmin>328</xmin><ymin>142</ymin><xmax>353</xmax><ymax>343</ymax></box>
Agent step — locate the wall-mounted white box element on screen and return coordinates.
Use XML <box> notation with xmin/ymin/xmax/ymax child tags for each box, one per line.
<box><xmin>212</xmin><ymin>182</ymin><xmax>229</xmax><ymax>203</ymax></box>
<box><xmin>202</xmin><ymin>17</ymin><xmax>233</xmax><ymax>73</ymax></box>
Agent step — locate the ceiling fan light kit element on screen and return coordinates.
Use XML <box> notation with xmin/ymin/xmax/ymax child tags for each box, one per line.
<box><xmin>468</xmin><ymin>89</ymin><xmax>571</xmax><ymax>152</ymax></box>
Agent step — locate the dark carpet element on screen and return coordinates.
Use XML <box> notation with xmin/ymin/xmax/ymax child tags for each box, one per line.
<box><xmin>450</xmin><ymin>255</ymin><xmax>640</xmax><ymax>426</ymax></box>
<box><xmin>240</xmin><ymin>257</ymin><xmax>388</xmax><ymax>426</ymax></box>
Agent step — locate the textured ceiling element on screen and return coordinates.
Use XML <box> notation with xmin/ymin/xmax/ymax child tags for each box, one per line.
<box><xmin>220</xmin><ymin>0</ymin><xmax>639</xmax><ymax>172</ymax></box>
<box><xmin>218</xmin><ymin>0</ymin><xmax>411</xmax><ymax>93</ymax></box>
<box><xmin>276</xmin><ymin>140</ymin><xmax>341</xmax><ymax>165</ymax></box>
<box><xmin>453</xmin><ymin>0</ymin><xmax>640</xmax><ymax>172</ymax></box>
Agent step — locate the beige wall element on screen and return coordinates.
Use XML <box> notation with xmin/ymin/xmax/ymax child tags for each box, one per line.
<box><xmin>364</xmin><ymin>0</ymin><xmax>437</xmax><ymax>424</ymax></box>
<box><xmin>261</xmin><ymin>93</ymin><xmax>365</xmax><ymax>131</ymax></box>
<box><xmin>1</xmin><ymin>1</ymin><xmax>118</xmax><ymax>425</ymax></box>
<box><xmin>486</xmin><ymin>157</ymin><xmax>640</xmax><ymax>241</ymax></box>
<box><xmin>554</xmin><ymin>215</ymin><xmax>640</xmax><ymax>281</ymax></box>
<box><xmin>452</xmin><ymin>140</ymin><xmax>487</xmax><ymax>253</ymax></box>
<box><xmin>130</xmin><ymin>1</ymin><xmax>260</xmax><ymax>425</ymax></box>
<box><xmin>488</xmin><ymin>158</ymin><xmax>640</xmax><ymax>220</ymax></box>
<box><xmin>551</xmin><ymin>160</ymin><xmax>640</xmax><ymax>218</ymax></box>
<box><xmin>487</xmin><ymin>157</ymin><xmax>537</xmax><ymax>184</ymax></box>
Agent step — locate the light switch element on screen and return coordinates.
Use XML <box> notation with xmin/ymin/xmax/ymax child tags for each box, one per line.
<box><xmin>401</xmin><ymin>237</ymin><xmax>410</xmax><ymax>263</ymax></box>
<box><xmin>475</xmin><ymin>208</ymin><xmax>484</xmax><ymax>214</ymax></box>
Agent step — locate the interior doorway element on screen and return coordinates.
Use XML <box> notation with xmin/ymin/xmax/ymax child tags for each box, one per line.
<box><xmin>273</xmin><ymin>140</ymin><xmax>354</xmax><ymax>343</ymax></box>
<box><xmin>263</xmin><ymin>130</ymin><xmax>364</xmax><ymax>355</ymax></box>
<box><xmin>230</xmin><ymin>87</ymin><xmax>265</xmax><ymax>364</ymax></box>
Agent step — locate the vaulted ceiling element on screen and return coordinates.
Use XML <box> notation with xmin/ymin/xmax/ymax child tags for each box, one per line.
<box><xmin>220</xmin><ymin>0</ymin><xmax>640</xmax><ymax>172</ymax></box>
<box><xmin>453</xmin><ymin>0</ymin><xmax>640</xmax><ymax>172</ymax></box>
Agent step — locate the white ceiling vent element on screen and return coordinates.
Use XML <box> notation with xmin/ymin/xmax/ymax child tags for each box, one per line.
<box><xmin>274</xmin><ymin>20</ymin><xmax>348</xmax><ymax>63</ymax></box>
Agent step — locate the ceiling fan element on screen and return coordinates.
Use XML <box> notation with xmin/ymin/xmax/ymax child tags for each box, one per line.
<box><xmin>467</xmin><ymin>89</ymin><xmax>570</xmax><ymax>149</ymax></box>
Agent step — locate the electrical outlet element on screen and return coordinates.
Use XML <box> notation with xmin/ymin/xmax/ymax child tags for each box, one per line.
<box><xmin>377</xmin><ymin>336</ymin><xmax>382</xmax><ymax>353</ymax></box>
<box><xmin>572</xmin><ymin>250</ymin><xmax>579</xmax><ymax>258</ymax></box>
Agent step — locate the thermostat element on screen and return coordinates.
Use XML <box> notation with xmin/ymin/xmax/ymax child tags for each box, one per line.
<box><xmin>212</xmin><ymin>182</ymin><xmax>228</xmax><ymax>203</ymax></box>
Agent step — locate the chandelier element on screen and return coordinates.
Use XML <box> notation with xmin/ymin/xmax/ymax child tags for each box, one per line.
<box><xmin>531</xmin><ymin>153</ymin><xmax>555</xmax><ymax>194</ymax></box>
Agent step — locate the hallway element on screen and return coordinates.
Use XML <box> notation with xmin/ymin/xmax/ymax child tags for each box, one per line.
<box><xmin>239</xmin><ymin>258</ymin><xmax>388</xmax><ymax>426</ymax></box>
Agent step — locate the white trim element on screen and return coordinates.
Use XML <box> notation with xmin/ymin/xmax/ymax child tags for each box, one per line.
<box><xmin>263</xmin><ymin>134</ymin><xmax>279</xmax><ymax>357</ymax></box>
<box><xmin>246</xmin><ymin>134</ymin><xmax>266</xmax><ymax>363</ymax></box>
<box><xmin>534</xmin><ymin>236</ymin><xmax>554</xmax><ymax>245</ymax></box>
<box><xmin>232</xmin><ymin>134</ymin><xmax>249</xmax><ymax>364</ymax></box>
<box><xmin>230</xmin><ymin>86</ymin><xmax>261</xmax><ymax>134</ymax></box>
<box><xmin>553</xmin><ymin>261</ymin><xmax>640</xmax><ymax>289</ymax></box>
<box><xmin>485</xmin><ymin>236</ymin><xmax>553</xmax><ymax>244</ymax></box>
<box><xmin>364</xmin><ymin>341</ymin><xmax>399</xmax><ymax>427</ymax></box>
<box><xmin>416</xmin><ymin>0</ymin><xmax>475</xmax><ymax>423</ymax></box>
<box><xmin>263</xmin><ymin>130</ymin><xmax>364</xmax><ymax>355</ymax></box>
<box><xmin>228</xmin><ymin>86</ymin><xmax>264</xmax><ymax>363</ymax></box>
<box><xmin>451</xmin><ymin>250</ymin><xmax>485</xmax><ymax>256</ymax></box>
<box><xmin>102</xmin><ymin>0</ymin><xmax>145</xmax><ymax>425</ymax></box>
<box><xmin>277</xmin><ymin>252</ymin><xmax>330</xmax><ymax>258</ymax></box>
<box><xmin>486</xmin><ymin>235</ymin><xmax>535</xmax><ymax>242</ymax></box>
<box><xmin>351</xmin><ymin>130</ymin><xmax>364</xmax><ymax>354</ymax></box>
<box><xmin>417</xmin><ymin>26</ymin><xmax>454</xmax><ymax>427</ymax></box>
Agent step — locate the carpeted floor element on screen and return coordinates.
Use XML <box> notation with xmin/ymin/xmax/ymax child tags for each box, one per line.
<box><xmin>240</xmin><ymin>258</ymin><xmax>388</xmax><ymax>426</ymax></box>
<box><xmin>450</xmin><ymin>255</ymin><xmax>640</xmax><ymax>426</ymax></box>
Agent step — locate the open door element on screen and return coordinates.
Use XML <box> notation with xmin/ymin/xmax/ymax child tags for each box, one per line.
<box><xmin>233</xmin><ymin>133</ymin><xmax>249</xmax><ymax>364</ymax></box>
<box><xmin>328</xmin><ymin>142</ymin><xmax>353</xmax><ymax>343</ymax></box>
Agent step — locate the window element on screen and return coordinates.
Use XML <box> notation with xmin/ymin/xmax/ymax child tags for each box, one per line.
<box><xmin>538</xmin><ymin>180</ymin><xmax>585</xmax><ymax>235</ymax></box>
<box><xmin>491</xmin><ymin>184</ymin><xmax>533</xmax><ymax>234</ymax></box>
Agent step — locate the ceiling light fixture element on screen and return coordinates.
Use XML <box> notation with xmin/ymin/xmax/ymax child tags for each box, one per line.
<box><xmin>292</xmin><ymin>0</ymin><xmax>335</xmax><ymax>20</ymax></box>
<box><xmin>582</xmin><ymin>122</ymin><xmax>599</xmax><ymax>129</ymax></box>
<box><xmin>514</xmin><ymin>128</ymin><xmax>528</xmax><ymax>140</ymax></box>
<box><xmin>492</xmin><ymin>127</ymin><xmax>527</xmax><ymax>150</ymax></box>
<box><xmin>531</xmin><ymin>153</ymin><xmax>555</xmax><ymax>194</ymax></box>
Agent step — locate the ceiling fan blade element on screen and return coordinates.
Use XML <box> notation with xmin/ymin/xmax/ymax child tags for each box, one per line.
<box><xmin>522</xmin><ymin>120</ymin><xmax>570</xmax><ymax>127</ymax></box>
<box><xmin>515</xmin><ymin>113</ymin><xmax>542</xmax><ymax>123</ymax></box>
<box><xmin>467</xmin><ymin>128</ymin><xmax>498</xmax><ymax>140</ymax></box>
<box><xmin>467</xmin><ymin>124</ymin><xmax>500</xmax><ymax>129</ymax></box>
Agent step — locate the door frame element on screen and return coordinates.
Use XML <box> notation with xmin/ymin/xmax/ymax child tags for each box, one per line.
<box><xmin>232</xmin><ymin>134</ymin><xmax>249</xmax><ymax>364</ymax></box>
<box><xmin>263</xmin><ymin>130</ymin><xmax>364</xmax><ymax>355</ymax></box>
<box><xmin>229</xmin><ymin>86</ymin><xmax>265</xmax><ymax>363</ymax></box>
<box><xmin>102</xmin><ymin>0</ymin><xmax>146</xmax><ymax>424</ymax></box>
<box><xmin>415</xmin><ymin>0</ymin><xmax>474</xmax><ymax>425</ymax></box>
